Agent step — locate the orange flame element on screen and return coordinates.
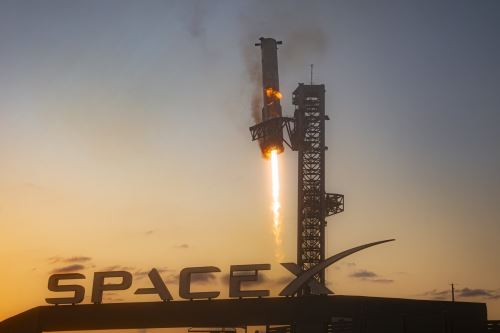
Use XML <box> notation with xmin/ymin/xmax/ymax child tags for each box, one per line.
<box><xmin>270</xmin><ymin>149</ymin><xmax>282</xmax><ymax>260</ymax></box>
<box><xmin>266</xmin><ymin>87</ymin><xmax>282</xmax><ymax>100</ymax></box>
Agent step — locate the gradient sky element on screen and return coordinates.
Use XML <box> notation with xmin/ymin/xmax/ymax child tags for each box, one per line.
<box><xmin>1</xmin><ymin>0</ymin><xmax>499</xmax><ymax>328</ymax></box>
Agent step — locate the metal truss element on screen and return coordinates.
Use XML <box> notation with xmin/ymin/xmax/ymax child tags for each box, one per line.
<box><xmin>293</xmin><ymin>84</ymin><xmax>343</xmax><ymax>295</ymax></box>
<box><xmin>249</xmin><ymin>117</ymin><xmax>295</xmax><ymax>149</ymax></box>
<box><xmin>248</xmin><ymin>83</ymin><xmax>344</xmax><ymax>297</ymax></box>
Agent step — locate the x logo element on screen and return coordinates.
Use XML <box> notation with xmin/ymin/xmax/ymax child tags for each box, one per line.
<box><xmin>281</xmin><ymin>262</ymin><xmax>333</xmax><ymax>295</ymax></box>
<box><xmin>279</xmin><ymin>239</ymin><xmax>395</xmax><ymax>296</ymax></box>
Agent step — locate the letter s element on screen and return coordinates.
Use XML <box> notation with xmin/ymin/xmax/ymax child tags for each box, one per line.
<box><xmin>45</xmin><ymin>273</ymin><xmax>85</xmax><ymax>305</ymax></box>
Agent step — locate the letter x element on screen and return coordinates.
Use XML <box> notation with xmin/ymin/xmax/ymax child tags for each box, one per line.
<box><xmin>279</xmin><ymin>239</ymin><xmax>395</xmax><ymax>296</ymax></box>
<box><xmin>281</xmin><ymin>263</ymin><xmax>333</xmax><ymax>295</ymax></box>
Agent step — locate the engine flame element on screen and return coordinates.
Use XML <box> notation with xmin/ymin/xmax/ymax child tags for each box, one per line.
<box><xmin>270</xmin><ymin>149</ymin><xmax>282</xmax><ymax>260</ymax></box>
<box><xmin>265</xmin><ymin>87</ymin><xmax>283</xmax><ymax>100</ymax></box>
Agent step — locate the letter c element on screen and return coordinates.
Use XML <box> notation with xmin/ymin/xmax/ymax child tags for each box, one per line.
<box><xmin>179</xmin><ymin>266</ymin><xmax>220</xmax><ymax>300</ymax></box>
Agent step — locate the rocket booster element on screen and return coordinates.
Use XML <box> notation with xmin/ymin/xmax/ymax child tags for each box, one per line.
<box><xmin>255</xmin><ymin>37</ymin><xmax>284</xmax><ymax>156</ymax></box>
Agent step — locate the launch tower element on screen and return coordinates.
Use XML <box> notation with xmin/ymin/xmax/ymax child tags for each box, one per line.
<box><xmin>250</xmin><ymin>38</ymin><xmax>344</xmax><ymax>296</ymax></box>
<box><xmin>292</xmin><ymin>84</ymin><xmax>344</xmax><ymax>295</ymax></box>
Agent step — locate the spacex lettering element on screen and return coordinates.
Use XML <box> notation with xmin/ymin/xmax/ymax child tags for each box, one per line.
<box><xmin>46</xmin><ymin>239</ymin><xmax>394</xmax><ymax>305</ymax></box>
<box><xmin>46</xmin><ymin>264</ymin><xmax>271</xmax><ymax>305</ymax></box>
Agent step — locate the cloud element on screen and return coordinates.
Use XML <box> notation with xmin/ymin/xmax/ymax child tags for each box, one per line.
<box><xmin>419</xmin><ymin>289</ymin><xmax>450</xmax><ymax>300</ymax></box>
<box><xmin>349</xmin><ymin>269</ymin><xmax>394</xmax><ymax>284</ymax></box>
<box><xmin>48</xmin><ymin>256</ymin><xmax>92</xmax><ymax>264</ymax></box>
<box><xmin>64</xmin><ymin>256</ymin><xmax>92</xmax><ymax>263</ymax></box>
<box><xmin>102</xmin><ymin>265</ymin><xmax>136</xmax><ymax>272</ymax></box>
<box><xmin>133</xmin><ymin>267</ymin><xmax>175</xmax><ymax>280</ymax></box>
<box><xmin>190</xmin><ymin>272</ymin><xmax>218</xmax><ymax>284</ymax></box>
<box><xmin>133</xmin><ymin>270</ymin><xmax>149</xmax><ymax>279</ymax></box>
<box><xmin>372</xmin><ymin>278</ymin><xmax>394</xmax><ymax>283</ymax></box>
<box><xmin>350</xmin><ymin>270</ymin><xmax>377</xmax><ymax>279</ymax></box>
<box><xmin>420</xmin><ymin>287</ymin><xmax>500</xmax><ymax>301</ymax></box>
<box><xmin>51</xmin><ymin>264</ymin><xmax>85</xmax><ymax>273</ymax></box>
<box><xmin>164</xmin><ymin>274</ymin><xmax>179</xmax><ymax>284</ymax></box>
<box><xmin>459</xmin><ymin>288</ymin><xmax>500</xmax><ymax>300</ymax></box>
<box><xmin>186</xmin><ymin>0</ymin><xmax>208</xmax><ymax>39</ymax></box>
<box><xmin>48</xmin><ymin>257</ymin><xmax>62</xmax><ymax>264</ymax></box>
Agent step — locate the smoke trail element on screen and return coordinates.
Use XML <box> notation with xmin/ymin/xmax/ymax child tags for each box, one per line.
<box><xmin>242</xmin><ymin>42</ymin><xmax>262</xmax><ymax>123</ymax></box>
<box><xmin>240</xmin><ymin>1</ymin><xmax>330</xmax><ymax>121</ymax></box>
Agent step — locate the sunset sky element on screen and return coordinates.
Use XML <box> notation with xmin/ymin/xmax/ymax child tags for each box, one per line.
<box><xmin>1</xmin><ymin>0</ymin><xmax>499</xmax><ymax>328</ymax></box>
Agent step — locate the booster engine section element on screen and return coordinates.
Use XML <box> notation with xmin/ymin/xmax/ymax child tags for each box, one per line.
<box><xmin>255</xmin><ymin>37</ymin><xmax>284</xmax><ymax>157</ymax></box>
<box><xmin>256</xmin><ymin>37</ymin><xmax>282</xmax><ymax>119</ymax></box>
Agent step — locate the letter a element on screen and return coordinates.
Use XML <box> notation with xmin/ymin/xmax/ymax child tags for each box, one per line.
<box><xmin>134</xmin><ymin>268</ymin><xmax>173</xmax><ymax>301</ymax></box>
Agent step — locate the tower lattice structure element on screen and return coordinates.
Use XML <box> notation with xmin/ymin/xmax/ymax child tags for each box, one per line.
<box><xmin>292</xmin><ymin>84</ymin><xmax>344</xmax><ymax>296</ymax></box>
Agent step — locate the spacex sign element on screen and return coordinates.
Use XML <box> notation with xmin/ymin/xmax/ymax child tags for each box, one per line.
<box><xmin>47</xmin><ymin>264</ymin><xmax>272</xmax><ymax>305</ymax></box>
<box><xmin>46</xmin><ymin>239</ymin><xmax>394</xmax><ymax>305</ymax></box>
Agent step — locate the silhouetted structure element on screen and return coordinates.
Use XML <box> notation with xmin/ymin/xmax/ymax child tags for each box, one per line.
<box><xmin>188</xmin><ymin>327</ymin><xmax>239</xmax><ymax>333</ymax></box>
<box><xmin>488</xmin><ymin>320</ymin><xmax>500</xmax><ymax>332</ymax></box>
<box><xmin>292</xmin><ymin>84</ymin><xmax>344</xmax><ymax>294</ymax></box>
<box><xmin>0</xmin><ymin>296</ymin><xmax>488</xmax><ymax>333</ymax></box>
<box><xmin>250</xmin><ymin>38</ymin><xmax>344</xmax><ymax>295</ymax></box>
<box><xmin>253</xmin><ymin>37</ymin><xmax>285</xmax><ymax>156</ymax></box>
